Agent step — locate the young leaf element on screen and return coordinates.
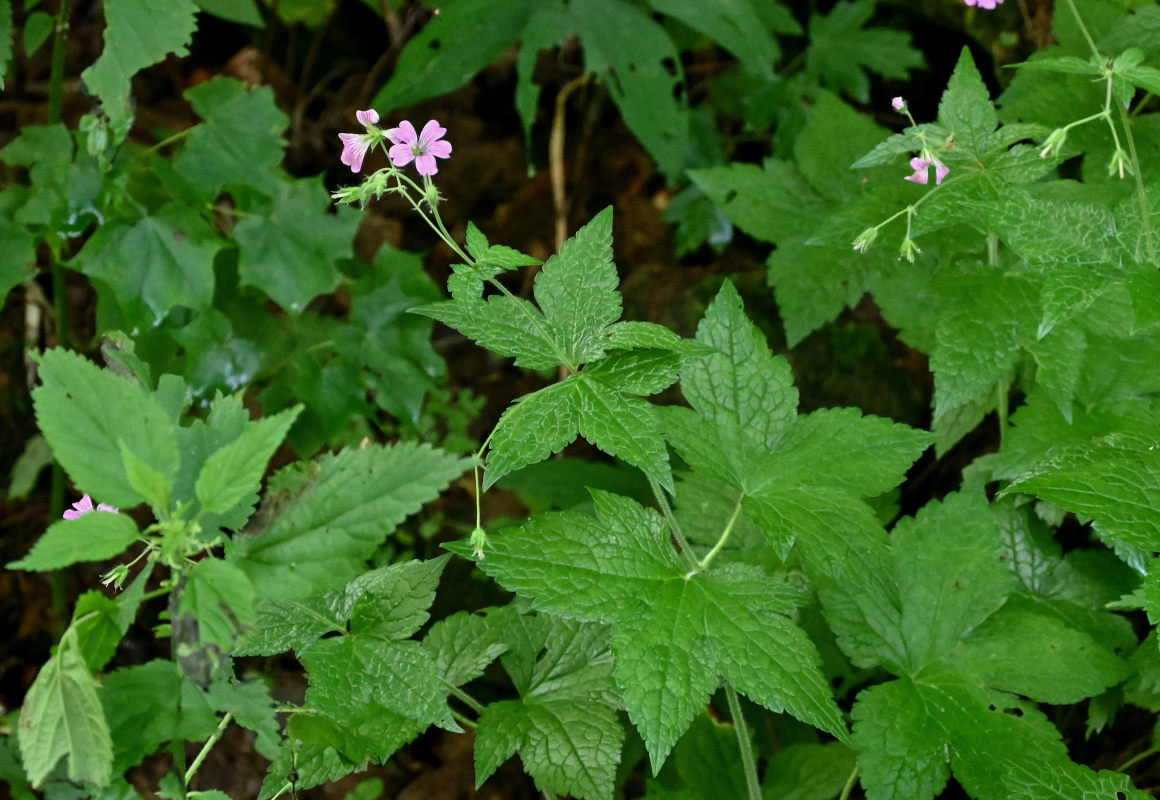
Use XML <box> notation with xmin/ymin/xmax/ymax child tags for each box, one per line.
<box><xmin>424</xmin><ymin>609</ymin><xmax>510</xmax><ymax>688</ymax></box>
<box><xmin>938</xmin><ymin>47</ymin><xmax>999</xmax><ymax>160</ymax></box>
<box><xmin>8</xmin><ymin>511</ymin><xmax>138</xmax><ymax>572</ymax></box>
<box><xmin>475</xmin><ymin>615</ymin><xmax>623</xmax><ymax>800</ymax></box>
<box><xmin>455</xmin><ymin>490</ymin><xmax>846</xmax><ymax>770</ymax></box>
<box><xmin>33</xmin><ymin>348</ymin><xmax>180</xmax><ymax>509</ymax></box>
<box><xmin>194</xmin><ymin>404</ymin><xmax>301</xmax><ymax>514</ymax></box>
<box><xmin>18</xmin><ymin>628</ymin><xmax>113</xmax><ymax>789</ymax></box>
<box><xmin>179</xmin><ymin>559</ymin><xmax>257</xmax><ymax>650</ymax></box>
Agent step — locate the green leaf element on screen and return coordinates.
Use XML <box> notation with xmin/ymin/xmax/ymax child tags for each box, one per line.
<box><xmin>1003</xmin><ymin>431</ymin><xmax>1160</xmax><ymax>554</ymax></box>
<box><xmin>938</xmin><ymin>48</ymin><xmax>998</xmax><ymax>160</ymax></box>
<box><xmin>415</xmin><ymin>293</ymin><xmax>561</xmax><ymax>370</ymax></box>
<box><xmin>206</xmin><ymin>679</ymin><xmax>280</xmax><ymax>759</ymax></box>
<box><xmin>194</xmin><ymin>0</ymin><xmax>264</xmax><ymax>26</ymax></box>
<box><xmin>945</xmin><ymin>607</ymin><xmax>1130</xmax><ymax>704</ymax></box>
<box><xmin>119</xmin><ymin>441</ymin><xmax>171</xmax><ymax>510</ymax></box>
<box><xmin>572</xmin><ymin>0</ymin><xmax>689</xmax><ymax>177</ymax></box>
<box><xmin>666</xmin><ymin>711</ymin><xmax>749</xmax><ymax>800</ymax></box>
<box><xmin>762</xmin><ymin>742</ymin><xmax>858</xmax><ymax>800</ymax></box>
<box><xmin>534</xmin><ymin>206</ymin><xmax>620</xmax><ymax>367</ymax></box>
<box><xmin>23</xmin><ymin>11</ymin><xmax>56</xmax><ymax>57</ymax></box>
<box><xmin>102</xmin><ymin>659</ymin><xmax>218</xmax><ymax>772</ymax></box>
<box><xmin>81</xmin><ymin>0</ymin><xmax>199</xmax><ymax>135</ymax></box>
<box><xmin>690</xmin><ymin>161</ymin><xmax>826</xmax><ymax>245</ymax></box>
<box><xmin>930</xmin><ymin>265</ymin><xmax>1039</xmax><ymax>418</ymax></box>
<box><xmin>0</xmin><ymin>214</ymin><xmax>37</xmax><ymax>299</ymax></box>
<box><xmin>424</xmin><ymin>609</ymin><xmax>509</xmax><ymax>688</ymax></box>
<box><xmin>642</xmin><ymin>0</ymin><xmax>778</xmax><ymax>74</ymax></box>
<box><xmin>175</xmin><ymin>77</ymin><xmax>288</xmax><ymax>199</ymax></box>
<box><xmin>373</xmin><ymin>0</ymin><xmax>538</xmax><ymax>112</ymax></box>
<box><xmin>805</xmin><ymin>0</ymin><xmax>924</xmax><ymax>104</ymax></box>
<box><xmin>232</xmin><ymin>443</ymin><xmax>469</xmax><ymax>599</ymax></box>
<box><xmin>464</xmin><ymin>490</ymin><xmax>845</xmax><ymax>770</ymax></box>
<box><xmin>8</xmin><ymin>510</ymin><xmax>138</xmax><ymax>571</ymax></box>
<box><xmin>464</xmin><ymin>222</ymin><xmax>543</xmax><ymax>270</ymax></box>
<box><xmin>661</xmin><ymin>282</ymin><xmax>930</xmax><ymax>575</ymax></box>
<box><xmin>179</xmin><ymin>559</ymin><xmax>257</xmax><ymax>649</ymax></box>
<box><xmin>195</xmin><ymin>405</ymin><xmax>301</xmax><ymax>514</ymax></box>
<box><xmin>79</xmin><ymin>203</ymin><xmax>221</xmax><ymax>325</ymax></box>
<box><xmin>233</xmin><ymin>177</ymin><xmax>357</xmax><ymax>313</ymax></box>
<box><xmin>18</xmin><ymin>628</ymin><xmax>113</xmax><ymax>788</ymax></box>
<box><xmin>475</xmin><ymin>616</ymin><xmax>623</xmax><ymax>800</ymax></box>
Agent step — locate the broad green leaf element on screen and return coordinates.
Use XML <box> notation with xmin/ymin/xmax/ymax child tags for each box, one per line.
<box><xmin>33</xmin><ymin>348</ymin><xmax>180</xmax><ymax>509</ymax></box>
<box><xmin>23</xmin><ymin>11</ymin><xmax>55</xmax><ymax>58</ymax></box>
<box><xmin>206</xmin><ymin>679</ymin><xmax>280</xmax><ymax>759</ymax></box>
<box><xmin>944</xmin><ymin>607</ymin><xmax>1130</xmax><ymax>704</ymax></box>
<box><xmin>195</xmin><ymin>405</ymin><xmax>301</xmax><ymax>514</ymax></box>
<box><xmin>461</xmin><ymin>490</ymin><xmax>846</xmax><ymax>769</ymax></box>
<box><xmin>179</xmin><ymin>559</ymin><xmax>257</xmax><ymax>649</ymax></box>
<box><xmin>414</xmin><ymin>293</ymin><xmax>560</xmax><ymax>371</ymax></box>
<box><xmin>930</xmin><ymin>265</ymin><xmax>1039</xmax><ymax>418</ymax></box>
<box><xmin>805</xmin><ymin>0</ymin><xmax>924</xmax><ymax>104</ymax></box>
<box><xmin>373</xmin><ymin>0</ymin><xmax>538</xmax><ymax>112</ymax></box>
<box><xmin>1004</xmin><ymin>431</ymin><xmax>1160</xmax><ymax>554</ymax></box>
<box><xmin>424</xmin><ymin>609</ymin><xmax>509</xmax><ymax>688</ymax></box>
<box><xmin>119</xmin><ymin>441</ymin><xmax>171</xmax><ymax>511</ymax></box>
<box><xmin>475</xmin><ymin>616</ymin><xmax>623</xmax><ymax>800</ymax></box>
<box><xmin>175</xmin><ymin>77</ymin><xmax>288</xmax><ymax>199</ymax></box>
<box><xmin>0</xmin><ymin>215</ymin><xmax>36</xmax><ymax>299</ymax></box>
<box><xmin>662</xmin><ymin>282</ymin><xmax>930</xmax><ymax>576</ymax></box>
<box><xmin>938</xmin><ymin>48</ymin><xmax>998</xmax><ymax>160</ymax></box>
<box><xmin>232</xmin><ymin>443</ymin><xmax>468</xmax><ymax>599</ymax></box>
<box><xmin>643</xmin><ymin>0</ymin><xmax>778</xmax><ymax>74</ymax></box>
<box><xmin>81</xmin><ymin>0</ymin><xmax>198</xmax><ymax>136</ymax></box>
<box><xmin>302</xmin><ymin>635</ymin><xmax>453</xmax><ymax>733</ymax></box>
<box><xmin>665</xmin><ymin>711</ymin><xmax>748</xmax><ymax>800</ymax></box>
<box><xmin>533</xmin><ymin>206</ymin><xmax>620</xmax><ymax>367</ymax></box>
<box><xmin>102</xmin><ymin>660</ymin><xmax>213</xmax><ymax>771</ymax></box>
<box><xmin>233</xmin><ymin>177</ymin><xmax>357</xmax><ymax>312</ymax></box>
<box><xmin>690</xmin><ymin>161</ymin><xmax>825</xmax><ymax>245</ymax></box>
<box><xmin>8</xmin><ymin>510</ymin><xmax>138</xmax><ymax>571</ymax></box>
<box><xmin>762</xmin><ymin>742</ymin><xmax>858</xmax><ymax>800</ymax></box>
<box><xmin>572</xmin><ymin>0</ymin><xmax>689</xmax><ymax>177</ymax></box>
<box><xmin>258</xmin><ymin>713</ymin><xmax>355</xmax><ymax>798</ymax></box>
<box><xmin>18</xmin><ymin>628</ymin><xmax>113</xmax><ymax>788</ymax></box>
<box><xmin>484</xmin><ymin>380</ymin><xmax>583</xmax><ymax>487</ymax></box>
<box><xmin>79</xmin><ymin>204</ymin><xmax>221</xmax><ymax>325</ymax></box>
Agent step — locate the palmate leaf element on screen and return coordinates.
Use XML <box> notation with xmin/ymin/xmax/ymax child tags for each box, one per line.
<box><xmin>453</xmin><ymin>490</ymin><xmax>847</xmax><ymax>771</ymax></box>
<box><xmin>805</xmin><ymin>0</ymin><xmax>924</xmax><ymax>104</ymax></box>
<box><xmin>420</xmin><ymin>208</ymin><xmax>683</xmax><ymax>490</ymax></box>
<box><xmin>819</xmin><ymin>490</ymin><xmax>1137</xmax><ymax>800</ymax></box>
<box><xmin>475</xmin><ymin>615</ymin><xmax>623</xmax><ymax>800</ymax></box>
<box><xmin>660</xmin><ymin>282</ymin><xmax>931</xmax><ymax>576</ymax></box>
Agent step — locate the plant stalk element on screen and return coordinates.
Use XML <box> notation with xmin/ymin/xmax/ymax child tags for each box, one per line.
<box><xmin>725</xmin><ymin>683</ymin><xmax>762</xmax><ymax>800</ymax></box>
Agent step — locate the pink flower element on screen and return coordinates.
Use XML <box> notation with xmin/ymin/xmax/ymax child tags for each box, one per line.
<box><xmin>964</xmin><ymin>0</ymin><xmax>1003</xmax><ymax>7</ymax></box>
<box><xmin>338</xmin><ymin>108</ymin><xmax>381</xmax><ymax>173</ymax></box>
<box><xmin>904</xmin><ymin>156</ymin><xmax>949</xmax><ymax>185</ymax></box>
<box><xmin>892</xmin><ymin>96</ymin><xmax>905</xmax><ymax>111</ymax></box>
<box><xmin>64</xmin><ymin>494</ymin><xmax>118</xmax><ymax>520</ymax></box>
<box><xmin>386</xmin><ymin>120</ymin><xmax>452</xmax><ymax>176</ymax></box>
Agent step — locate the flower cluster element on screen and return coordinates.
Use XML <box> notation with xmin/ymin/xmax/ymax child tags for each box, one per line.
<box><xmin>905</xmin><ymin>153</ymin><xmax>950</xmax><ymax>185</ymax></box>
<box><xmin>64</xmin><ymin>494</ymin><xmax>118</xmax><ymax>519</ymax></box>
<box><xmin>964</xmin><ymin>0</ymin><xmax>1004</xmax><ymax>8</ymax></box>
<box><xmin>338</xmin><ymin>111</ymin><xmax>452</xmax><ymax>176</ymax></box>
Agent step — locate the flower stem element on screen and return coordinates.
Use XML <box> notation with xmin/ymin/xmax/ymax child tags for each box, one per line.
<box><xmin>725</xmin><ymin>683</ymin><xmax>761</xmax><ymax>800</ymax></box>
<box><xmin>185</xmin><ymin>712</ymin><xmax>233</xmax><ymax>785</ymax></box>
<box><xmin>699</xmin><ymin>491</ymin><xmax>744</xmax><ymax>572</ymax></box>
<box><xmin>444</xmin><ymin>680</ymin><xmax>486</xmax><ymax>715</ymax></box>
<box><xmin>1115</xmin><ymin>101</ymin><xmax>1156</xmax><ymax>264</ymax></box>
<box><xmin>838</xmin><ymin>765</ymin><xmax>861</xmax><ymax>800</ymax></box>
<box><xmin>647</xmin><ymin>475</ymin><xmax>698</xmax><ymax>571</ymax></box>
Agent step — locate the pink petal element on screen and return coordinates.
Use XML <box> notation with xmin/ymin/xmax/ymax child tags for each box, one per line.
<box><xmin>905</xmin><ymin>170</ymin><xmax>929</xmax><ymax>185</ymax></box>
<box><xmin>339</xmin><ymin>133</ymin><xmax>371</xmax><ymax>173</ymax></box>
<box><xmin>356</xmin><ymin>108</ymin><xmax>379</xmax><ymax>127</ymax></box>
<box><xmin>934</xmin><ymin>160</ymin><xmax>950</xmax><ymax>184</ymax></box>
<box><xmin>64</xmin><ymin>494</ymin><xmax>94</xmax><ymax>519</ymax></box>
<box><xmin>389</xmin><ymin>120</ymin><xmax>418</xmax><ymax>145</ymax></box>
<box><xmin>891</xmin><ymin>96</ymin><xmax>905</xmax><ymax>111</ymax></box>
<box><xmin>97</xmin><ymin>502</ymin><xmax>119</xmax><ymax>513</ymax></box>
<box><xmin>427</xmin><ymin>139</ymin><xmax>452</xmax><ymax>159</ymax></box>
<box><xmin>389</xmin><ymin>143</ymin><xmax>416</xmax><ymax>168</ymax></box>
<box><xmin>419</xmin><ymin>120</ymin><xmax>446</xmax><ymax>145</ymax></box>
<box><xmin>909</xmin><ymin>157</ymin><xmax>930</xmax><ymax>171</ymax></box>
<box><xmin>415</xmin><ymin>154</ymin><xmax>438</xmax><ymax>175</ymax></box>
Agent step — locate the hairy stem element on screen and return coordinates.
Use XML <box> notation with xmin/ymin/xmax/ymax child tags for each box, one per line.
<box><xmin>725</xmin><ymin>683</ymin><xmax>761</xmax><ymax>800</ymax></box>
